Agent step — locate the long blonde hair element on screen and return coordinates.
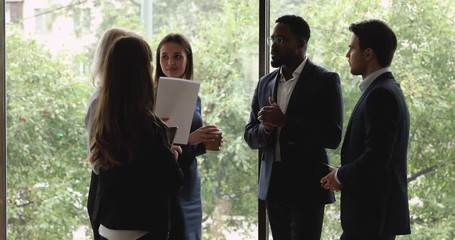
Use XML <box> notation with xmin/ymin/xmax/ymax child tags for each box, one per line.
<box><xmin>90</xmin><ymin>28</ymin><xmax>140</xmax><ymax>87</ymax></box>
<box><xmin>89</xmin><ymin>36</ymin><xmax>168</xmax><ymax>169</ymax></box>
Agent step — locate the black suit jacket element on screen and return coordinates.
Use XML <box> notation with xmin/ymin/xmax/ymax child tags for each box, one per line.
<box><xmin>93</xmin><ymin>133</ymin><xmax>184</xmax><ymax>235</ymax></box>
<box><xmin>244</xmin><ymin>59</ymin><xmax>343</xmax><ymax>205</ymax></box>
<box><xmin>338</xmin><ymin>72</ymin><xmax>411</xmax><ymax>237</ymax></box>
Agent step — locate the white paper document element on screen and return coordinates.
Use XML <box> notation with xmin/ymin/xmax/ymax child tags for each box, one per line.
<box><xmin>155</xmin><ymin>77</ymin><xmax>200</xmax><ymax>144</ymax></box>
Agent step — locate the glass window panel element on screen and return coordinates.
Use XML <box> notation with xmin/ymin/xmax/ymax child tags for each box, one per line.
<box><xmin>34</xmin><ymin>8</ymin><xmax>51</xmax><ymax>33</ymax></box>
<box><xmin>5</xmin><ymin>0</ymin><xmax>258</xmax><ymax>239</ymax></box>
<box><xmin>5</xmin><ymin>4</ymin><xmax>10</xmax><ymax>23</ymax></box>
<box><xmin>269</xmin><ymin>0</ymin><xmax>455</xmax><ymax>239</ymax></box>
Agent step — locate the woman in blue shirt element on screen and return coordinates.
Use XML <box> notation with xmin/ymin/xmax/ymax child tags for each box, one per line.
<box><xmin>155</xmin><ymin>33</ymin><xmax>222</xmax><ymax>240</ymax></box>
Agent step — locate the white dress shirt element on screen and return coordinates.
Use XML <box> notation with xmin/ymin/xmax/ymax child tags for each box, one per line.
<box><xmin>99</xmin><ymin>225</ymin><xmax>147</xmax><ymax>240</ymax></box>
<box><xmin>274</xmin><ymin>57</ymin><xmax>308</xmax><ymax>161</ymax></box>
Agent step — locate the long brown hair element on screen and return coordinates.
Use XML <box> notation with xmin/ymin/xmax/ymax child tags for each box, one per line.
<box><xmin>154</xmin><ymin>33</ymin><xmax>194</xmax><ymax>81</ymax></box>
<box><xmin>89</xmin><ymin>36</ymin><xmax>167</xmax><ymax>169</ymax></box>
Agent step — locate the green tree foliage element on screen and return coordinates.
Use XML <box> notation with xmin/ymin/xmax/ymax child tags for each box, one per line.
<box><xmin>389</xmin><ymin>1</ymin><xmax>455</xmax><ymax>239</ymax></box>
<box><xmin>6</xmin><ymin>27</ymin><xmax>92</xmax><ymax>239</ymax></box>
<box><xmin>191</xmin><ymin>1</ymin><xmax>259</xmax><ymax>236</ymax></box>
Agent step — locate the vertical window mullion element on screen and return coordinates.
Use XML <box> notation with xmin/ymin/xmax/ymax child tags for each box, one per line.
<box><xmin>258</xmin><ymin>1</ymin><xmax>270</xmax><ymax>240</ymax></box>
<box><xmin>1</xmin><ymin>1</ymin><xmax>7</xmax><ymax>239</ymax></box>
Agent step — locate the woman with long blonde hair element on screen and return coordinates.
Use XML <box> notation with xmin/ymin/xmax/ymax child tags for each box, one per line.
<box><xmin>85</xmin><ymin>27</ymin><xmax>140</xmax><ymax>240</ymax></box>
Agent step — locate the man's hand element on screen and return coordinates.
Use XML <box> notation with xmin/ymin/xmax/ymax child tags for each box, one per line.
<box><xmin>257</xmin><ymin>97</ymin><xmax>285</xmax><ymax>131</ymax></box>
<box><xmin>320</xmin><ymin>167</ymin><xmax>343</xmax><ymax>192</ymax></box>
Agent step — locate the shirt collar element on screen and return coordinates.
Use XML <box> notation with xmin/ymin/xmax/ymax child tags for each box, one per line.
<box><xmin>279</xmin><ymin>56</ymin><xmax>308</xmax><ymax>81</ymax></box>
<box><xmin>359</xmin><ymin>67</ymin><xmax>390</xmax><ymax>93</ymax></box>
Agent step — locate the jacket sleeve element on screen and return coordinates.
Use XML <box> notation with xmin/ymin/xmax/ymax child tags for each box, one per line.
<box><xmin>161</xmin><ymin>144</ymin><xmax>184</xmax><ymax>193</ymax></box>
<box><xmin>244</xmin><ymin>79</ymin><xmax>276</xmax><ymax>150</ymax></box>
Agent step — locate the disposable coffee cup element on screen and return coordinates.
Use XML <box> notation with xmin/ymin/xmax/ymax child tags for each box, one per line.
<box><xmin>205</xmin><ymin>130</ymin><xmax>222</xmax><ymax>153</ymax></box>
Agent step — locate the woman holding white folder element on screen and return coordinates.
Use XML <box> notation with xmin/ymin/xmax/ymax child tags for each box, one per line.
<box><xmin>155</xmin><ymin>33</ymin><xmax>222</xmax><ymax>240</ymax></box>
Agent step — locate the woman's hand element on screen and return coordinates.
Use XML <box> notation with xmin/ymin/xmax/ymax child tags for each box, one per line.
<box><xmin>188</xmin><ymin>125</ymin><xmax>221</xmax><ymax>145</ymax></box>
<box><xmin>171</xmin><ymin>145</ymin><xmax>182</xmax><ymax>160</ymax></box>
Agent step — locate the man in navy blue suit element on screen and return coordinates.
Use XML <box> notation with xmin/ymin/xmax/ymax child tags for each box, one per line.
<box><xmin>244</xmin><ymin>15</ymin><xmax>343</xmax><ymax>240</ymax></box>
<box><xmin>321</xmin><ymin>19</ymin><xmax>411</xmax><ymax>240</ymax></box>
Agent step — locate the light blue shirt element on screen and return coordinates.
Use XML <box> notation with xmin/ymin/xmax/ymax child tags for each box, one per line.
<box><xmin>359</xmin><ymin>67</ymin><xmax>390</xmax><ymax>94</ymax></box>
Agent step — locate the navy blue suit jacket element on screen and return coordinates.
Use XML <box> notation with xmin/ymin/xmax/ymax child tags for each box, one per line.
<box><xmin>337</xmin><ymin>72</ymin><xmax>411</xmax><ymax>237</ymax></box>
<box><xmin>244</xmin><ymin>59</ymin><xmax>343</xmax><ymax>205</ymax></box>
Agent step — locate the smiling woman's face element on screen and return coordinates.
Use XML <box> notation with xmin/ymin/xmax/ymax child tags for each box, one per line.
<box><xmin>159</xmin><ymin>42</ymin><xmax>188</xmax><ymax>78</ymax></box>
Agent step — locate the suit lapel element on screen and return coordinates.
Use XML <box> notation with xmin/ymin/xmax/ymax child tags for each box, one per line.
<box><xmin>351</xmin><ymin>72</ymin><xmax>394</xmax><ymax>116</ymax></box>
<box><xmin>286</xmin><ymin>60</ymin><xmax>314</xmax><ymax>110</ymax></box>
<box><xmin>271</xmin><ymin>71</ymin><xmax>280</xmax><ymax>101</ymax></box>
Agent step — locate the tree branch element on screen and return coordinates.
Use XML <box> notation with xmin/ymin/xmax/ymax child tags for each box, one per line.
<box><xmin>408</xmin><ymin>165</ymin><xmax>437</xmax><ymax>183</ymax></box>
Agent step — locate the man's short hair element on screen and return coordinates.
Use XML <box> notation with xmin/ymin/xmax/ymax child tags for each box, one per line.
<box><xmin>349</xmin><ymin>19</ymin><xmax>397</xmax><ymax>67</ymax></box>
<box><xmin>276</xmin><ymin>15</ymin><xmax>311</xmax><ymax>42</ymax></box>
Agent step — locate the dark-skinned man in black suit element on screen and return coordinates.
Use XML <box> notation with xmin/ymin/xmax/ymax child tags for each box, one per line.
<box><xmin>245</xmin><ymin>15</ymin><xmax>343</xmax><ymax>240</ymax></box>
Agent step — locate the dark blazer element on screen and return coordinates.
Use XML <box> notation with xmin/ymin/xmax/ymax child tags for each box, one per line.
<box><xmin>244</xmin><ymin>59</ymin><xmax>343</xmax><ymax>204</ymax></box>
<box><xmin>86</xmin><ymin>91</ymin><xmax>184</xmax><ymax>238</ymax></box>
<box><xmin>337</xmin><ymin>72</ymin><xmax>411</xmax><ymax>237</ymax></box>
<box><xmin>93</xmin><ymin>132</ymin><xmax>184</xmax><ymax>237</ymax></box>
